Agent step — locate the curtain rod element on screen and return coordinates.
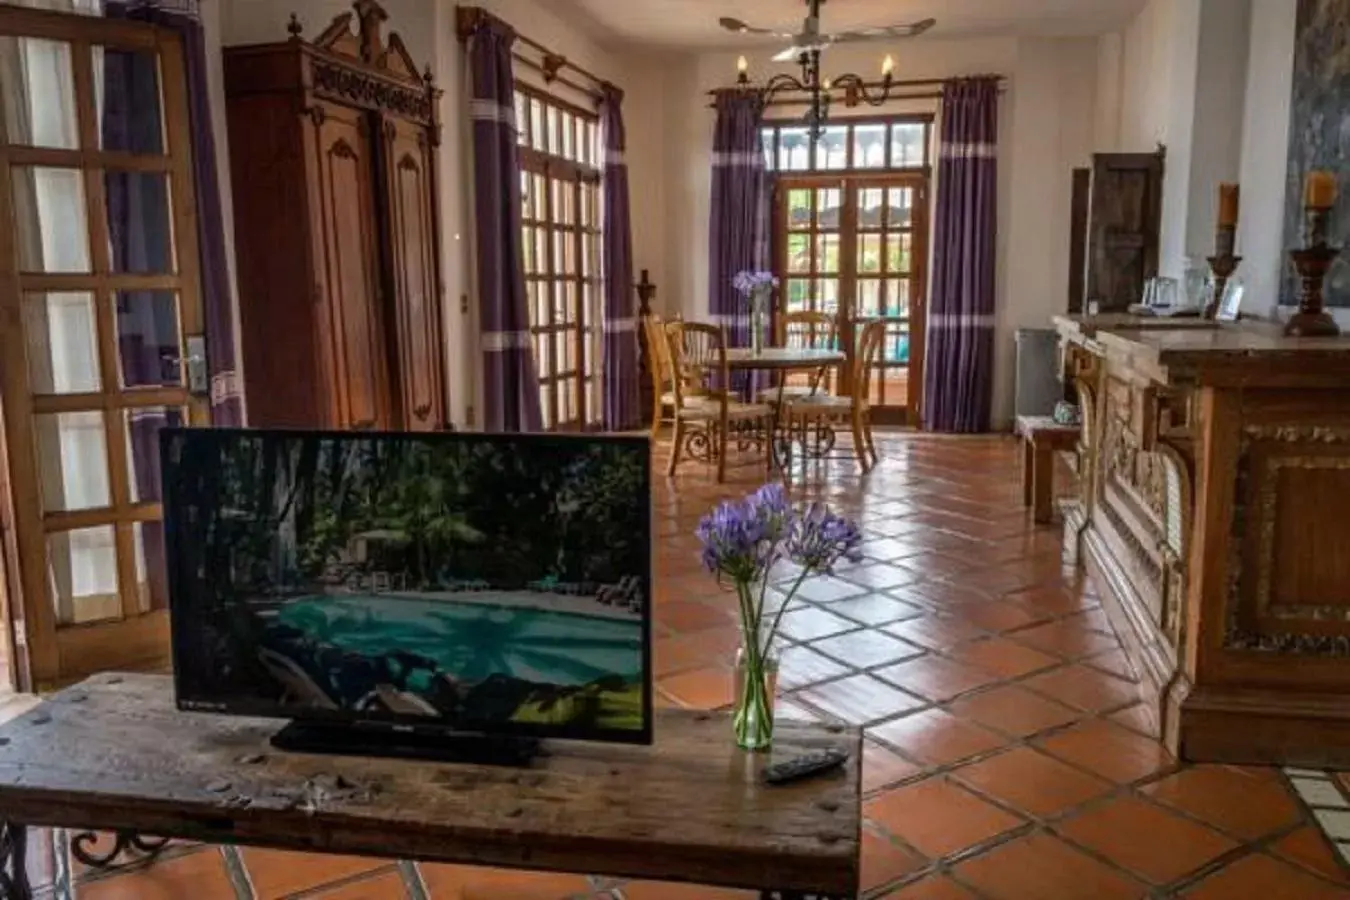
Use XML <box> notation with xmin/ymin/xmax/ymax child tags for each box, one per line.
<box><xmin>513</xmin><ymin>52</ymin><xmax>604</xmax><ymax>106</ymax></box>
<box><xmin>706</xmin><ymin>74</ymin><xmax>1006</xmax><ymax>99</ymax></box>
<box><xmin>456</xmin><ymin>5</ymin><xmax>613</xmax><ymax>103</ymax></box>
<box><xmin>705</xmin><ymin>87</ymin><xmax>1006</xmax><ymax>110</ymax></box>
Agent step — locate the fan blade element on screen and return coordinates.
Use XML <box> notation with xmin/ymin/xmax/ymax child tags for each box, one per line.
<box><xmin>718</xmin><ymin>16</ymin><xmax>792</xmax><ymax>37</ymax></box>
<box><xmin>830</xmin><ymin>18</ymin><xmax>936</xmax><ymax>43</ymax></box>
<box><xmin>772</xmin><ymin>44</ymin><xmax>807</xmax><ymax>62</ymax></box>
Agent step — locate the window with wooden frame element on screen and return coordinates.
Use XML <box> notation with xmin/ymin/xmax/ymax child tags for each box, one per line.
<box><xmin>0</xmin><ymin>4</ymin><xmax>209</xmax><ymax>687</ymax></box>
<box><xmin>762</xmin><ymin>114</ymin><xmax>933</xmax><ymax>425</ymax></box>
<box><xmin>513</xmin><ymin>85</ymin><xmax>602</xmax><ymax>431</ymax></box>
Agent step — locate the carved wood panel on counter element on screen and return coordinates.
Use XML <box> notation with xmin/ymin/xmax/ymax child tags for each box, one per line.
<box><xmin>1225</xmin><ymin>422</ymin><xmax>1350</xmax><ymax>657</ymax></box>
<box><xmin>225</xmin><ymin>0</ymin><xmax>447</xmax><ymax>431</ymax></box>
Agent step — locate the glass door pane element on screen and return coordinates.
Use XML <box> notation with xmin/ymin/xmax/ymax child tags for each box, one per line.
<box><xmin>95</xmin><ymin>44</ymin><xmax>165</xmax><ymax>154</ymax></box>
<box><xmin>23</xmin><ymin>290</ymin><xmax>100</xmax><ymax>394</ymax></box>
<box><xmin>852</xmin><ymin>179</ymin><xmax>921</xmax><ymax>421</ymax></box>
<box><xmin>0</xmin><ymin>36</ymin><xmax>78</xmax><ymax>148</ymax></box>
<box><xmin>10</xmin><ymin>166</ymin><xmax>91</xmax><ymax>272</ymax></box>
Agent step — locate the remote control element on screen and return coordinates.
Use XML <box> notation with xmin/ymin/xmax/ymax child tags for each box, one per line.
<box><xmin>762</xmin><ymin>749</ymin><xmax>849</xmax><ymax>786</ymax></box>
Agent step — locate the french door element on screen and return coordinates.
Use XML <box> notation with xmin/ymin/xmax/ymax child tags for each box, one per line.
<box><xmin>516</xmin><ymin>86</ymin><xmax>603</xmax><ymax>432</ymax></box>
<box><xmin>0</xmin><ymin>6</ymin><xmax>208</xmax><ymax>687</ymax></box>
<box><xmin>775</xmin><ymin>173</ymin><xmax>928</xmax><ymax>424</ymax></box>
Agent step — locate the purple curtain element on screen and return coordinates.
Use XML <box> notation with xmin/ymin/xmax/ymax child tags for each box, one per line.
<box><xmin>107</xmin><ymin>0</ymin><xmax>241</xmax><ymax>426</ymax></box>
<box><xmin>923</xmin><ymin>77</ymin><xmax>1000</xmax><ymax>433</ymax></box>
<box><xmin>466</xmin><ymin>17</ymin><xmax>542</xmax><ymax>433</ymax></box>
<box><xmin>600</xmin><ymin>84</ymin><xmax>639</xmax><ymax>431</ymax></box>
<box><xmin>708</xmin><ymin>91</ymin><xmax>769</xmax><ymax>396</ymax></box>
<box><xmin>103</xmin><ymin>0</ymin><xmax>236</xmax><ymax>611</ymax></box>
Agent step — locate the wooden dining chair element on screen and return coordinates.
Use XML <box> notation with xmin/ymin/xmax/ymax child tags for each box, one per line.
<box><xmin>782</xmin><ymin>319</ymin><xmax>884</xmax><ymax>472</ymax></box>
<box><xmin>665</xmin><ymin>321</ymin><xmax>774</xmax><ymax>482</ymax></box>
<box><xmin>642</xmin><ymin>313</ymin><xmax>677</xmax><ymax>439</ymax></box>
<box><xmin>757</xmin><ymin>310</ymin><xmax>839</xmax><ymax>405</ymax></box>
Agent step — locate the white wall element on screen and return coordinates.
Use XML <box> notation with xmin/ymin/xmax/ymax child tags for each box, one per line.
<box><xmin>1185</xmin><ymin>0</ymin><xmax>1250</xmax><ymax>259</ymax></box>
<box><xmin>1237</xmin><ymin>0</ymin><xmax>1297</xmax><ymax>319</ymax></box>
<box><xmin>1117</xmin><ymin>0</ymin><xmax>1174</xmax><ymax>152</ymax></box>
<box><xmin>662</xmin><ymin>35</ymin><xmax>1099</xmax><ymax>429</ymax></box>
<box><xmin>1103</xmin><ymin>0</ymin><xmax>1320</xmax><ymax>324</ymax></box>
<box><xmin>1095</xmin><ymin>32</ymin><xmax>1123</xmax><ymax>150</ymax></box>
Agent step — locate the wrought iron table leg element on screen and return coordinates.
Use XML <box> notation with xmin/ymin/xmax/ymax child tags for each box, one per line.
<box><xmin>69</xmin><ymin>830</ymin><xmax>170</xmax><ymax>870</ymax></box>
<box><xmin>0</xmin><ymin>820</ymin><xmax>30</xmax><ymax>900</ymax></box>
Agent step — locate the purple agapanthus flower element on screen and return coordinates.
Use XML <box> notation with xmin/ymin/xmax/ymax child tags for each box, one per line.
<box><xmin>695</xmin><ymin>482</ymin><xmax>793</xmax><ymax>583</ymax></box>
<box><xmin>695</xmin><ymin>483</ymin><xmax>863</xmax><ymax>661</ymax></box>
<box><xmin>732</xmin><ymin>270</ymin><xmax>780</xmax><ymax>296</ymax></box>
<box><xmin>786</xmin><ymin>501</ymin><xmax>865</xmax><ymax>574</ymax></box>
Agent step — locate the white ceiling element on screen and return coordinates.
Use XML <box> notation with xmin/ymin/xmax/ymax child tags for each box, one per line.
<box><xmin>565</xmin><ymin>0</ymin><xmax>1146</xmax><ymax>49</ymax></box>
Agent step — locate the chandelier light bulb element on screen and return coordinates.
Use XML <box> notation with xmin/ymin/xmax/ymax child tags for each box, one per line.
<box><xmin>737</xmin><ymin>55</ymin><xmax>749</xmax><ymax>75</ymax></box>
<box><xmin>882</xmin><ymin>55</ymin><xmax>894</xmax><ymax>77</ymax></box>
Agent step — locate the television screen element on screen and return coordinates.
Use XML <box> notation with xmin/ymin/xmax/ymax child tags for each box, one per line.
<box><xmin>162</xmin><ymin>428</ymin><xmax>652</xmax><ymax>745</ymax></box>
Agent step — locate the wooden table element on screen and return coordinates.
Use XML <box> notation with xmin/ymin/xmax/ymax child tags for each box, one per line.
<box><xmin>725</xmin><ymin>348</ymin><xmax>847</xmax><ymax>372</ymax></box>
<box><xmin>1014</xmin><ymin>415</ymin><xmax>1080</xmax><ymax>524</ymax></box>
<box><xmin>726</xmin><ymin>348</ymin><xmax>848</xmax><ymax>469</ymax></box>
<box><xmin>0</xmin><ymin>674</ymin><xmax>861</xmax><ymax>899</ymax></box>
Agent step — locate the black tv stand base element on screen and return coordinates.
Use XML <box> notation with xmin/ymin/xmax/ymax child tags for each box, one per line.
<box><xmin>270</xmin><ymin>721</ymin><xmax>542</xmax><ymax>767</ymax></box>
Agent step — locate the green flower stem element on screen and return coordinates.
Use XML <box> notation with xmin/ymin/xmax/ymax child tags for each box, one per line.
<box><xmin>734</xmin><ymin>646</ymin><xmax>774</xmax><ymax>750</ymax></box>
<box><xmin>758</xmin><ymin>566</ymin><xmax>811</xmax><ymax>658</ymax></box>
<box><xmin>734</xmin><ymin>580</ymin><xmax>775</xmax><ymax>751</ymax></box>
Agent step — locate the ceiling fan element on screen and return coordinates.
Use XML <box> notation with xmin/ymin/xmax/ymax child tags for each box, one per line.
<box><xmin>719</xmin><ymin>0</ymin><xmax>935</xmax><ymax>63</ymax></box>
<box><xmin>719</xmin><ymin>0</ymin><xmax>935</xmax><ymax>136</ymax></box>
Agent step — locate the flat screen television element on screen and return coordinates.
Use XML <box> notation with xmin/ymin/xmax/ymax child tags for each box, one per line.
<box><xmin>161</xmin><ymin>427</ymin><xmax>653</xmax><ymax>754</ymax></box>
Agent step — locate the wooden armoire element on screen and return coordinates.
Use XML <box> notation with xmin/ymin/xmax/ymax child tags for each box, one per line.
<box><xmin>224</xmin><ymin>0</ymin><xmax>447</xmax><ymax>431</ymax></box>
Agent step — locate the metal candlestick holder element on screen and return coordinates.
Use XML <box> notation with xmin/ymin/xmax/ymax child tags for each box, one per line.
<box><xmin>1204</xmin><ymin>224</ymin><xmax>1241</xmax><ymax>320</ymax></box>
<box><xmin>1285</xmin><ymin>207</ymin><xmax>1342</xmax><ymax>338</ymax></box>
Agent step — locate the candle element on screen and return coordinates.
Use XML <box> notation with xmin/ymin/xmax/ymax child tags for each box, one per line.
<box><xmin>1217</xmin><ymin>183</ymin><xmax>1240</xmax><ymax>228</ymax></box>
<box><xmin>1305</xmin><ymin>170</ymin><xmax>1338</xmax><ymax>209</ymax></box>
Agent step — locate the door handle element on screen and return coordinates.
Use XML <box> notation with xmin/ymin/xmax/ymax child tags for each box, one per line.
<box><xmin>185</xmin><ymin>335</ymin><xmax>209</xmax><ymax>397</ymax></box>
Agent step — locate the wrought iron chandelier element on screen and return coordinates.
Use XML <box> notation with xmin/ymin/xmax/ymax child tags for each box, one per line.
<box><xmin>723</xmin><ymin>0</ymin><xmax>934</xmax><ymax>136</ymax></box>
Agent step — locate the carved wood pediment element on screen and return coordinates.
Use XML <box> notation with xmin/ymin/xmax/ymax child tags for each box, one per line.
<box><xmin>311</xmin><ymin>0</ymin><xmax>417</xmax><ymax>77</ymax></box>
<box><xmin>291</xmin><ymin>1</ymin><xmax>437</xmax><ymax>124</ymax></box>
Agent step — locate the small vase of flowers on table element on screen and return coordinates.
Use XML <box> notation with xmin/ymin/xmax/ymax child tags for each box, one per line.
<box><xmin>732</xmin><ymin>270</ymin><xmax>779</xmax><ymax>356</ymax></box>
<box><xmin>696</xmin><ymin>483</ymin><xmax>863</xmax><ymax>751</ymax></box>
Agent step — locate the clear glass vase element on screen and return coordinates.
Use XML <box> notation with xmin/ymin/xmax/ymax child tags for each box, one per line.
<box><xmin>733</xmin><ymin>640</ymin><xmax>780</xmax><ymax>751</ymax></box>
<box><xmin>750</xmin><ymin>308</ymin><xmax>765</xmax><ymax>355</ymax></box>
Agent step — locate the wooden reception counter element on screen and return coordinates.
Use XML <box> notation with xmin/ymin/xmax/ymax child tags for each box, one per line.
<box><xmin>1055</xmin><ymin>314</ymin><xmax>1350</xmax><ymax>767</ymax></box>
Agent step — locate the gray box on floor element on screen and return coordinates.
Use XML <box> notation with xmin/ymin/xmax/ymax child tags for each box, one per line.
<box><xmin>1014</xmin><ymin>328</ymin><xmax>1062</xmax><ymax>419</ymax></box>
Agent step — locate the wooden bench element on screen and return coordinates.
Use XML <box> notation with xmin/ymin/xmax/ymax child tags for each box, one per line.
<box><xmin>1015</xmin><ymin>414</ymin><xmax>1081</xmax><ymax>524</ymax></box>
<box><xmin>0</xmin><ymin>674</ymin><xmax>861</xmax><ymax>900</ymax></box>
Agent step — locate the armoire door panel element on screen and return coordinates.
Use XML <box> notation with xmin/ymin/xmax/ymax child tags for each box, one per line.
<box><xmin>312</xmin><ymin>103</ymin><xmax>391</xmax><ymax>430</ymax></box>
<box><xmin>1085</xmin><ymin>151</ymin><xmax>1165</xmax><ymax>313</ymax></box>
<box><xmin>382</xmin><ymin>117</ymin><xmax>444</xmax><ymax>431</ymax></box>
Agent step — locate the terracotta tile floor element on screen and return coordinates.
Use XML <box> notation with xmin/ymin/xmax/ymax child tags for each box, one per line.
<box><xmin>23</xmin><ymin>433</ymin><xmax>1350</xmax><ymax>898</ymax></box>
